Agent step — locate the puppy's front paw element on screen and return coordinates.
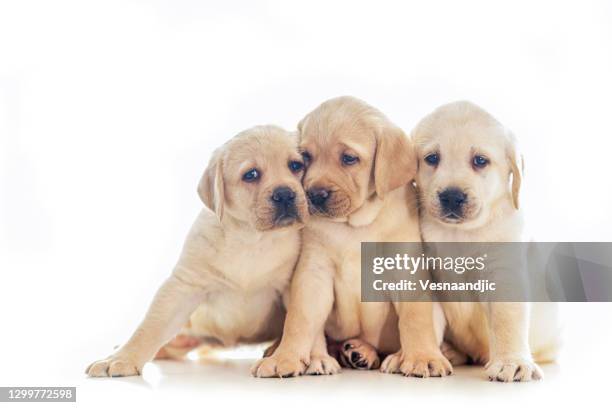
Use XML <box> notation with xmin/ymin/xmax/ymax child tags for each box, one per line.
<box><xmin>339</xmin><ymin>339</ymin><xmax>380</xmax><ymax>370</ymax></box>
<box><xmin>306</xmin><ymin>354</ymin><xmax>341</xmax><ymax>375</ymax></box>
<box><xmin>486</xmin><ymin>356</ymin><xmax>543</xmax><ymax>382</ymax></box>
<box><xmin>251</xmin><ymin>353</ymin><xmax>308</xmax><ymax>378</ymax></box>
<box><xmin>86</xmin><ymin>355</ymin><xmax>141</xmax><ymax>377</ymax></box>
<box><xmin>380</xmin><ymin>349</ymin><xmax>452</xmax><ymax>378</ymax></box>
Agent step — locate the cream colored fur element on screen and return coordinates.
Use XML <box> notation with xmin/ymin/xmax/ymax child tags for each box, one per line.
<box><xmin>252</xmin><ymin>96</ymin><xmax>451</xmax><ymax>378</ymax></box>
<box><xmin>86</xmin><ymin>125</ymin><xmax>308</xmax><ymax>377</ymax></box>
<box><xmin>412</xmin><ymin>101</ymin><xmax>561</xmax><ymax>382</ymax></box>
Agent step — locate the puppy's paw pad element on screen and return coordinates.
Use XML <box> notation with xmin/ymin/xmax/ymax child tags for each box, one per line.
<box><xmin>486</xmin><ymin>357</ymin><xmax>543</xmax><ymax>382</ymax></box>
<box><xmin>251</xmin><ymin>354</ymin><xmax>307</xmax><ymax>378</ymax></box>
<box><xmin>340</xmin><ymin>339</ymin><xmax>380</xmax><ymax>370</ymax></box>
<box><xmin>306</xmin><ymin>354</ymin><xmax>341</xmax><ymax>375</ymax></box>
<box><xmin>380</xmin><ymin>350</ymin><xmax>452</xmax><ymax>378</ymax></box>
<box><xmin>86</xmin><ymin>357</ymin><xmax>140</xmax><ymax>378</ymax></box>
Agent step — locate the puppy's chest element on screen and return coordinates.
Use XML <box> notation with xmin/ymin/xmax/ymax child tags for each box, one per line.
<box><xmin>421</xmin><ymin>219</ymin><xmax>521</xmax><ymax>242</ymax></box>
<box><xmin>212</xmin><ymin>233</ymin><xmax>299</xmax><ymax>292</ymax></box>
<box><xmin>311</xmin><ymin>224</ymin><xmax>370</xmax><ymax>285</ymax></box>
<box><xmin>422</xmin><ymin>224</ymin><xmax>468</xmax><ymax>242</ymax></box>
<box><xmin>321</xmin><ymin>224</ymin><xmax>363</xmax><ymax>254</ymax></box>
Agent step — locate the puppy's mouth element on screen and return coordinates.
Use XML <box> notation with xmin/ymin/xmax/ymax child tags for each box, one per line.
<box><xmin>427</xmin><ymin>188</ymin><xmax>482</xmax><ymax>226</ymax></box>
<box><xmin>440</xmin><ymin>211</ymin><xmax>464</xmax><ymax>224</ymax></box>
<box><xmin>255</xmin><ymin>202</ymin><xmax>306</xmax><ymax>231</ymax></box>
<box><xmin>308</xmin><ymin>203</ymin><xmax>351</xmax><ymax>219</ymax></box>
<box><xmin>308</xmin><ymin>201</ymin><xmax>330</xmax><ymax>217</ymax></box>
<box><xmin>432</xmin><ymin>207</ymin><xmax>482</xmax><ymax>225</ymax></box>
<box><xmin>273</xmin><ymin>208</ymin><xmax>300</xmax><ymax>227</ymax></box>
<box><xmin>307</xmin><ymin>191</ymin><xmax>352</xmax><ymax>219</ymax></box>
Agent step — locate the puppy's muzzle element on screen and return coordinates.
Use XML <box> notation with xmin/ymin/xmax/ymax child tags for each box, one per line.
<box><xmin>271</xmin><ymin>186</ymin><xmax>298</xmax><ymax>226</ymax></box>
<box><xmin>306</xmin><ymin>187</ymin><xmax>331</xmax><ymax>213</ymax></box>
<box><xmin>438</xmin><ymin>187</ymin><xmax>467</xmax><ymax>220</ymax></box>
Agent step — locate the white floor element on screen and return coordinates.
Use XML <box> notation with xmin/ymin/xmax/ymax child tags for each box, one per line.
<box><xmin>75</xmin><ymin>356</ymin><xmax>582</xmax><ymax>407</ymax></box>
<box><xmin>0</xmin><ymin>303</ymin><xmax>603</xmax><ymax>408</ymax></box>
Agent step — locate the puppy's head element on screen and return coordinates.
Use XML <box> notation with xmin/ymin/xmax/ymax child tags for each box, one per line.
<box><xmin>298</xmin><ymin>96</ymin><xmax>416</xmax><ymax>219</ymax></box>
<box><xmin>413</xmin><ymin>101</ymin><xmax>523</xmax><ymax>227</ymax></box>
<box><xmin>198</xmin><ymin>125</ymin><xmax>308</xmax><ymax>231</ymax></box>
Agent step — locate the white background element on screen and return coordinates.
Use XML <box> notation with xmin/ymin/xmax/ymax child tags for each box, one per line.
<box><xmin>1</xmin><ymin>1</ymin><xmax>612</xmax><ymax>407</ymax></box>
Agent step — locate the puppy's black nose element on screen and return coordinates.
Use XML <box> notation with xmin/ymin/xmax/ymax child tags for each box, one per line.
<box><xmin>307</xmin><ymin>188</ymin><xmax>330</xmax><ymax>207</ymax></box>
<box><xmin>439</xmin><ymin>188</ymin><xmax>467</xmax><ymax>213</ymax></box>
<box><xmin>272</xmin><ymin>186</ymin><xmax>296</xmax><ymax>205</ymax></box>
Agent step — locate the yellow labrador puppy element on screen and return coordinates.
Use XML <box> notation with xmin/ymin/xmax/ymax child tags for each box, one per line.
<box><xmin>252</xmin><ymin>96</ymin><xmax>452</xmax><ymax>378</ymax></box>
<box><xmin>412</xmin><ymin>101</ymin><xmax>560</xmax><ymax>382</ymax></box>
<box><xmin>86</xmin><ymin>125</ymin><xmax>308</xmax><ymax>377</ymax></box>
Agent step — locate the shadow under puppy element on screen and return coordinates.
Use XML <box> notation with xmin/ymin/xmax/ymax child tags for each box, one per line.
<box><xmin>253</xmin><ymin>96</ymin><xmax>452</xmax><ymax>378</ymax></box>
<box><xmin>86</xmin><ymin>125</ymin><xmax>308</xmax><ymax>377</ymax></box>
<box><xmin>413</xmin><ymin>101</ymin><xmax>561</xmax><ymax>382</ymax></box>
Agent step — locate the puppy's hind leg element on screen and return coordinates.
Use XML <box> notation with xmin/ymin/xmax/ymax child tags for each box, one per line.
<box><xmin>333</xmin><ymin>338</ymin><xmax>380</xmax><ymax>370</ymax></box>
<box><xmin>86</xmin><ymin>275</ymin><xmax>205</xmax><ymax>377</ymax></box>
<box><xmin>440</xmin><ymin>341</ymin><xmax>469</xmax><ymax>366</ymax></box>
<box><xmin>262</xmin><ymin>338</ymin><xmax>281</xmax><ymax>358</ymax></box>
<box><xmin>154</xmin><ymin>333</ymin><xmax>204</xmax><ymax>360</ymax></box>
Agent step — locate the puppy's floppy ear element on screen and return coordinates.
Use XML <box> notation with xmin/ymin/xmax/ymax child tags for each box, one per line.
<box><xmin>506</xmin><ymin>133</ymin><xmax>524</xmax><ymax>210</ymax></box>
<box><xmin>197</xmin><ymin>150</ymin><xmax>225</xmax><ymax>220</ymax></box>
<box><xmin>374</xmin><ymin>124</ymin><xmax>417</xmax><ymax>198</ymax></box>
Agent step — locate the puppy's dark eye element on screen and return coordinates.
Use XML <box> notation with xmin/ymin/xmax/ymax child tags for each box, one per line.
<box><xmin>424</xmin><ymin>153</ymin><xmax>439</xmax><ymax>166</ymax></box>
<box><xmin>289</xmin><ymin>161</ymin><xmax>304</xmax><ymax>172</ymax></box>
<box><xmin>342</xmin><ymin>154</ymin><xmax>359</xmax><ymax>166</ymax></box>
<box><xmin>472</xmin><ymin>155</ymin><xmax>489</xmax><ymax>169</ymax></box>
<box><xmin>301</xmin><ymin>151</ymin><xmax>312</xmax><ymax>163</ymax></box>
<box><xmin>242</xmin><ymin>168</ymin><xmax>260</xmax><ymax>182</ymax></box>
